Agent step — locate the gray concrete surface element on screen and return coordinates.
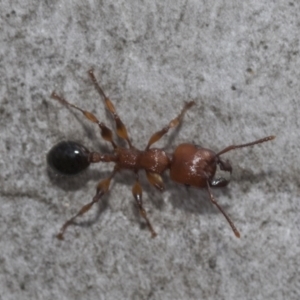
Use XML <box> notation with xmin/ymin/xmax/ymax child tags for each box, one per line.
<box><xmin>0</xmin><ymin>1</ymin><xmax>299</xmax><ymax>299</ymax></box>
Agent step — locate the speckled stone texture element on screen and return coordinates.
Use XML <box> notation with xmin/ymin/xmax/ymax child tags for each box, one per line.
<box><xmin>0</xmin><ymin>1</ymin><xmax>299</xmax><ymax>299</ymax></box>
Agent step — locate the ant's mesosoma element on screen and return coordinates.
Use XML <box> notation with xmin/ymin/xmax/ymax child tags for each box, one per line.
<box><xmin>48</xmin><ymin>69</ymin><xmax>275</xmax><ymax>240</ymax></box>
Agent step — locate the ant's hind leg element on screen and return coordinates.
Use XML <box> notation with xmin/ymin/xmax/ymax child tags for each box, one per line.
<box><xmin>51</xmin><ymin>92</ymin><xmax>117</xmax><ymax>150</ymax></box>
<box><xmin>88</xmin><ymin>70</ymin><xmax>133</xmax><ymax>148</ymax></box>
<box><xmin>132</xmin><ymin>176</ymin><xmax>157</xmax><ymax>238</ymax></box>
<box><xmin>145</xmin><ymin>101</ymin><xmax>195</xmax><ymax>150</ymax></box>
<box><xmin>56</xmin><ymin>168</ymin><xmax>117</xmax><ymax>240</ymax></box>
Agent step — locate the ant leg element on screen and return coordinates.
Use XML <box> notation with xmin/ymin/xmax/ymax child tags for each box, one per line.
<box><xmin>145</xmin><ymin>101</ymin><xmax>195</xmax><ymax>150</ymax></box>
<box><xmin>216</xmin><ymin>136</ymin><xmax>276</xmax><ymax>157</ymax></box>
<box><xmin>206</xmin><ymin>181</ymin><xmax>240</xmax><ymax>238</ymax></box>
<box><xmin>51</xmin><ymin>92</ymin><xmax>117</xmax><ymax>150</ymax></box>
<box><xmin>88</xmin><ymin>70</ymin><xmax>133</xmax><ymax>148</ymax></box>
<box><xmin>146</xmin><ymin>171</ymin><xmax>165</xmax><ymax>192</ymax></box>
<box><xmin>56</xmin><ymin>168</ymin><xmax>117</xmax><ymax>240</ymax></box>
<box><xmin>132</xmin><ymin>175</ymin><xmax>157</xmax><ymax>238</ymax></box>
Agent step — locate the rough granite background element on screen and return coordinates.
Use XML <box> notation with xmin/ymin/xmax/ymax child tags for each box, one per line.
<box><xmin>0</xmin><ymin>1</ymin><xmax>299</xmax><ymax>300</ymax></box>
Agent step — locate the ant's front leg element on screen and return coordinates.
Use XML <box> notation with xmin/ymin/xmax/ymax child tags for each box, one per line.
<box><xmin>145</xmin><ymin>101</ymin><xmax>195</xmax><ymax>150</ymax></box>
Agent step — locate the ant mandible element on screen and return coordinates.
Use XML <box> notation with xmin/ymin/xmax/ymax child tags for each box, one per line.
<box><xmin>48</xmin><ymin>69</ymin><xmax>275</xmax><ymax>240</ymax></box>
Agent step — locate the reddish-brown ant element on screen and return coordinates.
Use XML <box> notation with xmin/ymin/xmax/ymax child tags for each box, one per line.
<box><xmin>48</xmin><ymin>69</ymin><xmax>275</xmax><ymax>240</ymax></box>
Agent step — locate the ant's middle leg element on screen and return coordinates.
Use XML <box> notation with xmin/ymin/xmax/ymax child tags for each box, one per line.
<box><xmin>145</xmin><ymin>101</ymin><xmax>195</xmax><ymax>150</ymax></box>
<box><xmin>88</xmin><ymin>69</ymin><xmax>133</xmax><ymax>148</ymax></box>
<box><xmin>56</xmin><ymin>168</ymin><xmax>117</xmax><ymax>240</ymax></box>
<box><xmin>132</xmin><ymin>174</ymin><xmax>157</xmax><ymax>238</ymax></box>
<box><xmin>51</xmin><ymin>92</ymin><xmax>117</xmax><ymax>150</ymax></box>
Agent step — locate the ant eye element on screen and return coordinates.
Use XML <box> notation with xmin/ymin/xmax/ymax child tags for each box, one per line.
<box><xmin>47</xmin><ymin>141</ymin><xmax>90</xmax><ymax>175</ymax></box>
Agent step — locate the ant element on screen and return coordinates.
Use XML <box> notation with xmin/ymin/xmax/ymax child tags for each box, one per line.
<box><xmin>48</xmin><ymin>69</ymin><xmax>275</xmax><ymax>240</ymax></box>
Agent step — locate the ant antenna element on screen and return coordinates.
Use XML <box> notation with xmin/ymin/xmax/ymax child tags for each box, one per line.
<box><xmin>206</xmin><ymin>181</ymin><xmax>240</xmax><ymax>238</ymax></box>
<box><xmin>216</xmin><ymin>136</ymin><xmax>275</xmax><ymax>157</ymax></box>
